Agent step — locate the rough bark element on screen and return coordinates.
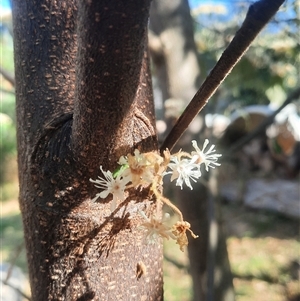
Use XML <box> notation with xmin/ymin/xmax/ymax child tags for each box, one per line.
<box><xmin>150</xmin><ymin>1</ymin><xmax>235</xmax><ymax>300</ymax></box>
<box><xmin>13</xmin><ymin>0</ymin><xmax>163</xmax><ymax>300</ymax></box>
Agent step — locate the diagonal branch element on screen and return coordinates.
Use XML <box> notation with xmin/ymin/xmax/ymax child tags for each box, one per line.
<box><xmin>224</xmin><ymin>87</ymin><xmax>300</xmax><ymax>157</ymax></box>
<box><xmin>0</xmin><ymin>87</ymin><xmax>15</xmax><ymax>95</ymax></box>
<box><xmin>1</xmin><ymin>280</ymin><xmax>31</xmax><ymax>301</ymax></box>
<box><xmin>0</xmin><ymin>66</ymin><xmax>15</xmax><ymax>86</ymax></box>
<box><xmin>4</xmin><ymin>242</ymin><xmax>24</xmax><ymax>283</ymax></box>
<box><xmin>160</xmin><ymin>0</ymin><xmax>285</xmax><ymax>152</ymax></box>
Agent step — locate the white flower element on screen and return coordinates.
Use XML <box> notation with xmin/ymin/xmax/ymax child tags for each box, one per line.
<box><xmin>139</xmin><ymin>211</ymin><xmax>174</xmax><ymax>244</ymax></box>
<box><xmin>118</xmin><ymin>149</ymin><xmax>162</xmax><ymax>187</ymax></box>
<box><xmin>118</xmin><ymin>155</ymin><xmax>128</xmax><ymax>166</ymax></box>
<box><xmin>90</xmin><ymin>166</ymin><xmax>129</xmax><ymax>211</ymax></box>
<box><xmin>192</xmin><ymin>139</ymin><xmax>221</xmax><ymax>172</ymax></box>
<box><xmin>166</xmin><ymin>155</ymin><xmax>201</xmax><ymax>190</ymax></box>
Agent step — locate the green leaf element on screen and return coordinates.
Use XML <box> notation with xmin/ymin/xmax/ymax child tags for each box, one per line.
<box><xmin>112</xmin><ymin>164</ymin><xmax>128</xmax><ymax>178</ymax></box>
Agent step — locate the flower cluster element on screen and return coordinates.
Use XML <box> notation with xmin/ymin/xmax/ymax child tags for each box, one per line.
<box><xmin>90</xmin><ymin>139</ymin><xmax>221</xmax><ymax>251</ymax></box>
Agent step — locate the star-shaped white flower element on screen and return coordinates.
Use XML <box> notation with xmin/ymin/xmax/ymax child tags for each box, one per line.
<box><xmin>166</xmin><ymin>155</ymin><xmax>201</xmax><ymax>190</ymax></box>
<box><xmin>90</xmin><ymin>166</ymin><xmax>129</xmax><ymax>211</ymax></box>
<box><xmin>192</xmin><ymin>139</ymin><xmax>222</xmax><ymax>172</ymax></box>
<box><xmin>139</xmin><ymin>211</ymin><xmax>174</xmax><ymax>244</ymax></box>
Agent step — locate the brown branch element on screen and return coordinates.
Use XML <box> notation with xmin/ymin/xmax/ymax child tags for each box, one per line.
<box><xmin>160</xmin><ymin>0</ymin><xmax>285</xmax><ymax>152</ymax></box>
<box><xmin>72</xmin><ymin>0</ymin><xmax>153</xmax><ymax>166</ymax></box>
<box><xmin>12</xmin><ymin>0</ymin><xmax>77</xmax><ymax>147</ymax></box>
<box><xmin>0</xmin><ymin>66</ymin><xmax>15</xmax><ymax>86</ymax></box>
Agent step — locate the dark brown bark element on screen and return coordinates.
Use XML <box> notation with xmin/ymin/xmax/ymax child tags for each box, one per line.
<box><xmin>13</xmin><ymin>0</ymin><xmax>163</xmax><ymax>300</ymax></box>
<box><xmin>72</xmin><ymin>0</ymin><xmax>157</xmax><ymax>168</ymax></box>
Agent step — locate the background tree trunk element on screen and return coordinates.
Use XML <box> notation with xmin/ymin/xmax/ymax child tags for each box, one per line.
<box><xmin>150</xmin><ymin>1</ymin><xmax>235</xmax><ymax>300</ymax></box>
<box><xmin>12</xmin><ymin>0</ymin><xmax>163</xmax><ymax>300</ymax></box>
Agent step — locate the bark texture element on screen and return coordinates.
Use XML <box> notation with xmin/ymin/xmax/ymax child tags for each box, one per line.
<box><xmin>13</xmin><ymin>0</ymin><xmax>163</xmax><ymax>300</ymax></box>
<box><xmin>150</xmin><ymin>1</ymin><xmax>235</xmax><ymax>300</ymax></box>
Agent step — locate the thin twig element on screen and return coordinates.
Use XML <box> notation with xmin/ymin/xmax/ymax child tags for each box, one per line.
<box><xmin>160</xmin><ymin>0</ymin><xmax>285</xmax><ymax>152</ymax></box>
<box><xmin>2</xmin><ymin>242</ymin><xmax>30</xmax><ymax>300</ymax></box>
<box><xmin>4</xmin><ymin>241</ymin><xmax>24</xmax><ymax>283</ymax></box>
<box><xmin>1</xmin><ymin>280</ymin><xmax>32</xmax><ymax>301</ymax></box>
<box><xmin>0</xmin><ymin>66</ymin><xmax>15</xmax><ymax>86</ymax></box>
<box><xmin>164</xmin><ymin>254</ymin><xmax>189</xmax><ymax>271</ymax></box>
<box><xmin>224</xmin><ymin>87</ymin><xmax>300</xmax><ymax>157</ymax></box>
<box><xmin>0</xmin><ymin>87</ymin><xmax>15</xmax><ymax>95</ymax></box>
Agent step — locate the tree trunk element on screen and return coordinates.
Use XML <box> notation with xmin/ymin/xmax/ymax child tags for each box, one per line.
<box><xmin>12</xmin><ymin>0</ymin><xmax>163</xmax><ymax>300</ymax></box>
<box><xmin>150</xmin><ymin>1</ymin><xmax>235</xmax><ymax>300</ymax></box>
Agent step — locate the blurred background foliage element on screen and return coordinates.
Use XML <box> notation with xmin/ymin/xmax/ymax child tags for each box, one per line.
<box><xmin>1</xmin><ymin>17</ymin><xmax>15</xmax><ymax>185</ymax></box>
<box><xmin>1</xmin><ymin>1</ymin><xmax>299</xmax><ymax>300</ymax></box>
<box><xmin>193</xmin><ymin>0</ymin><xmax>299</xmax><ymax>112</ymax></box>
